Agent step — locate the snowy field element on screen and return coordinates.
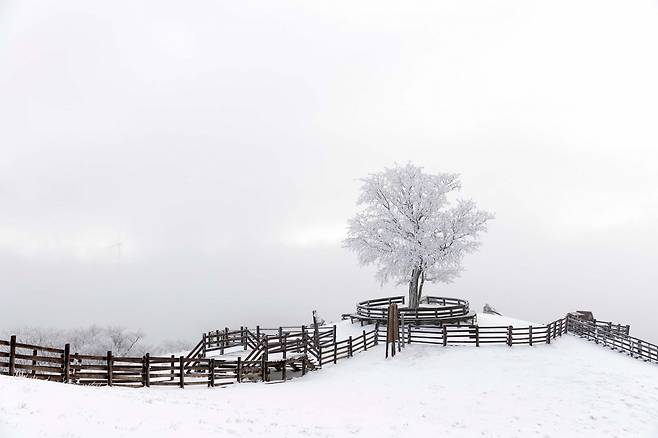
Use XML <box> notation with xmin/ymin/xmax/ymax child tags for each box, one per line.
<box><xmin>2</xmin><ymin>331</ymin><xmax>658</xmax><ymax>438</ymax></box>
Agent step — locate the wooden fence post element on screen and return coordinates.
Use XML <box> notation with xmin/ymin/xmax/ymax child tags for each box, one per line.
<box><xmin>179</xmin><ymin>356</ymin><xmax>185</xmax><ymax>388</ymax></box>
<box><xmin>8</xmin><ymin>335</ymin><xmax>16</xmax><ymax>376</ymax></box>
<box><xmin>282</xmin><ymin>335</ymin><xmax>287</xmax><ymax>359</ymax></box>
<box><xmin>507</xmin><ymin>326</ymin><xmax>512</xmax><ymax>347</ymax></box>
<box><xmin>313</xmin><ymin>313</ymin><xmax>320</xmax><ymax>347</ymax></box>
<box><xmin>333</xmin><ymin>325</ymin><xmax>337</xmax><ymax>344</ymax></box>
<box><xmin>202</xmin><ymin>333</ymin><xmax>207</xmax><ymax>357</ymax></box>
<box><xmin>546</xmin><ymin>324</ymin><xmax>551</xmax><ymax>344</ymax></box>
<box><xmin>333</xmin><ymin>342</ymin><xmax>337</xmax><ymax>364</ymax></box>
<box><xmin>407</xmin><ymin>324</ymin><xmax>412</xmax><ymax>345</ymax></box>
<box><xmin>303</xmin><ymin>329</ymin><xmax>308</xmax><ymax>356</ymax></box>
<box><xmin>143</xmin><ymin>353</ymin><xmax>150</xmax><ymax>387</ymax></box>
<box><xmin>236</xmin><ymin>357</ymin><xmax>242</xmax><ymax>383</ymax></box>
<box><xmin>106</xmin><ymin>351</ymin><xmax>113</xmax><ymax>386</ymax></box>
<box><xmin>256</xmin><ymin>325</ymin><xmax>260</xmax><ymax>339</ymax></box>
<box><xmin>63</xmin><ymin>344</ymin><xmax>71</xmax><ymax>383</ymax></box>
<box><xmin>261</xmin><ymin>354</ymin><xmax>267</xmax><ymax>382</ymax></box>
<box><xmin>301</xmin><ymin>357</ymin><xmax>307</xmax><ymax>376</ymax></box>
<box><xmin>209</xmin><ymin>359</ymin><xmax>215</xmax><ymax>387</ymax></box>
<box><xmin>31</xmin><ymin>349</ymin><xmax>37</xmax><ymax>377</ymax></box>
<box><xmin>475</xmin><ymin>326</ymin><xmax>480</xmax><ymax>347</ymax></box>
<box><xmin>564</xmin><ymin>316</ymin><xmax>569</xmax><ymax>334</ymax></box>
<box><xmin>348</xmin><ymin>336</ymin><xmax>353</xmax><ymax>357</ymax></box>
<box><xmin>374</xmin><ymin>323</ymin><xmax>379</xmax><ymax>345</ymax></box>
<box><xmin>529</xmin><ymin>326</ymin><xmax>533</xmax><ymax>346</ymax></box>
<box><xmin>442</xmin><ymin>326</ymin><xmax>447</xmax><ymax>347</ymax></box>
<box><xmin>170</xmin><ymin>355</ymin><xmax>175</xmax><ymax>381</ymax></box>
<box><xmin>242</xmin><ymin>327</ymin><xmax>247</xmax><ymax>350</ymax></box>
<box><xmin>363</xmin><ymin>330</ymin><xmax>367</xmax><ymax>351</ymax></box>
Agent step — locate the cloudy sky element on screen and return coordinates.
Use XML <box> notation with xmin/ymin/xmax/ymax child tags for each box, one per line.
<box><xmin>1</xmin><ymin>0</ymin><xmax>657</xmax><ymax>343</ymax></box>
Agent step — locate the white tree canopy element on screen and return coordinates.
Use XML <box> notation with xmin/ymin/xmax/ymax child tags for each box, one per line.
<box><xmin>344</xmin><ymin>163</ymin><xmax>493</xmax><ymax>308</ymax></box>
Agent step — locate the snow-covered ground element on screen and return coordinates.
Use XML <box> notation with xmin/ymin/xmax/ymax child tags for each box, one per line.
<box><xmin>2</xmin><ymin>332</ymin><xmax>658</xmax><ymax>438</ymax></box>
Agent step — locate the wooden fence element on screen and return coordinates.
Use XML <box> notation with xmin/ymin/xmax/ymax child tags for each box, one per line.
<box><xmin>350</xmin><ymin>295</ymin><xmax>473</xmax><ymax>324</ymax></box>
<box><xmin>2</xmin><ymin>313</ymin><xmax>653</xmax><ymax>389</ymax></box>
<box><xmin>567</xmin><ymin>316</ymin><xmax>658</xmax><ymax>364</ymax></box>
<box><xmin>376</xmin><ymin>317</ymin><xmax>568</xmax><ymax>347</ymax></box>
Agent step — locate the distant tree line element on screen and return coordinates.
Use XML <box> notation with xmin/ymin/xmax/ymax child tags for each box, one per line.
<box><xmin>1</xmin><ymin>325</ymin><xmax>189</xmax><ymax>357</ymax></box>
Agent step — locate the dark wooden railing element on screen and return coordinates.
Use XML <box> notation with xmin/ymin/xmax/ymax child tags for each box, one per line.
<box><xmin>2</xmin><ymin>312</ymin><xmax>654</xmax><ymax>390</ymax></box>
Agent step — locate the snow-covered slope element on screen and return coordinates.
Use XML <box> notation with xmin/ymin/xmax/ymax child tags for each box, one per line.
<box><xmin>1</xmin><ymin>335</ymin><xmax>657</xmax><ymax>438</ymax></box>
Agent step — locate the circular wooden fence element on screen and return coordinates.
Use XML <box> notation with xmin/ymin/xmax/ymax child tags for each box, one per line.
<box><xmin>347</xmin><ymin>295</ymin><xmax>476</xmax><ymax>325</ymax></box>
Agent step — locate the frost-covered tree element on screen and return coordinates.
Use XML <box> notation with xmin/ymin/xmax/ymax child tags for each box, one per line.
<box><xmin>344</xmin><ymin>164</ymin><xmax>494</xmax><ymax>309</ymax></box>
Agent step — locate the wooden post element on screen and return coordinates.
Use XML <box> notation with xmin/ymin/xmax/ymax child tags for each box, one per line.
<box><xmin>282</xmin><ymin>358</ymin><xmax>287</xmax><ymax>381</ymax></box>
<box><xmin>333</xmin><ymin>325</ymin><xmax>337</xmax><ymax>344</ymax></box>
<box><xmin>282</xmin><ymin>335</ymin><xmax>287</xmax><ymax>359</ymax></box>
<box><xmin>202</xmin><ymin>333</ymin><xmax>207</xmax><ymax>357</ymax></box>
<box><xmin>363</xmin><ymin>330</ymin><xmax>367</xmax><ymax>351</ymax></box>
<box><xmin>546</xmin><ymin>324</ymin><xmax>551</xmax><ymax>344</ymax></box>
<box><xmin>107</xmin><ymin>351</ymin><xmax>113</xmax><ymax>386</ymax></box>
<box><xmin>143</xmin><ymin>353</ymin><xmax>150</xmax><ymax>387</ymax></box>
<box><xmin>170</xmin><ymin>355</ymin><xmax>175</xmax><ymax>381</ymax></box>
<box><xmin>407</xmin><ymin>324</ymin><xmax>412</xmax><ymax>345</ymax></box>
<box><xmin>475</xmin><ymin>326</ymin><xmax>480</xmax><ymax>347</ymax></box>
<box><xmin>8</xmin><ymin>335</ymin><xmax>16</xmax><ymax>377</ymax></box>
<box><xmin>529</xmin><ymin>326</ymin><xmax>533</xmax><ymax>346</ymax></box>
<box><xmin>179</xmin><ymin>356</ymin><xmax>185</xmax><ymax>388</ymax></box>
<box><xmin>63</xmin><ymin>344</ymin><xmax>71</xmax><ymax>383</ymax></box>
<box><xmin>261</xmin><ymin>354</ymin><xmax>267</xmax><ymax>382</ymax></box>
<box><xmin>224</xmin><ymin>327</ymin><xmax>229</xmax><ymax>349</ymax></box>
<box><xmin>303</xmin><ymin>329</ymin><xmax>308</xmax><ymax>356</ymax></box>
<box><xmin>442</xmin><ymin>326</ymin><xmax>447</xmax><ymax>347</ymax></box>
<box><xmin>507</xmin><ymin>326</ymin><xmax>512</xmax><ymax>347</ymax></box>
<box><xmin>209</xmin><ymin>359</ymin><xmax>215</xmax><ymax>387</ymax></box>
<box><xmin>400</xmin><ymin>314</ymin><xmax>405</xmax><ymax>349</ymax></box>
<box><xmin>31</xmin><ymin>349</ymin><xmax>37</xmax><ymax>377</ymax></box>
<box><xmin>256</xmin><ymin>325</ymin><xmax>260</xmax><ymax>339</ymax></box>
<box><xmin>313</xmin><ymin>310</ymin><xmax>320</xmax><ymax>347</ymax></box>
<box><xmin>348</xmin><ymin>336</ymin><xmax>353</xmax><ymax>357</ymax></box>
<box><xmin>333</xmin><ymin>342</ymin><xmax>337</xmax><ymax>364</ymax></box>
<box><xmin>374</xmin><ymin>322</ymin><xmax>379</xmax><ymax>345</ymax></box>
<box><xmin>242</xmin><ymin>326</ymin><xmax>247</xmax><ymax>350</ymax></box>
<box><xmin>236</xmin><ymin>357</ymin><xmax>242</xmax><ymax>383</ymax></box>
<box><xmin>215</xmin><ymin>329</ymin><xmax>220</xmax><ymax>348</ymax></box>
<box><xmin>301</xmin><ymin>357</ymin><xmax>307</xmax><ymax>376</ymax></box>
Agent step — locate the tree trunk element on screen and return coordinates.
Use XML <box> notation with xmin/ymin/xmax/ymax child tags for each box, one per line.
<box><xmin>408</xmin><ymin>268</ymin><xmax>422</xmax><ymax>309</ymax></box>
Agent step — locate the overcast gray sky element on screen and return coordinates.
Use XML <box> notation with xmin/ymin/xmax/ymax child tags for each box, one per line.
<box><xmin>1</xmin><ymin>0</ymin><xmax>657</xmax><ymax>343</ymax></box>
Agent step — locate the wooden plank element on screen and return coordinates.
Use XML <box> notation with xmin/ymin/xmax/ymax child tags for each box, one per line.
<box><xmin>8</xmin><ymin>336</ymin><xmax>16</xmax><ymax>376</ymax></box>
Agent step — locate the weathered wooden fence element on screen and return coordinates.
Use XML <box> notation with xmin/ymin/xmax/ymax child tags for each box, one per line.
<box><xmin>377</xmin><ymin>317</ymin><xmax>568</xmax><ymax>347</ymax></box>
<box><xmin>567</xmin><ymin>316</ymin><xmax>658</xmax><ymax>364</ymax></box>
<box><xmin>2</xmin><ymin>313</ymin><xmax>654</xmax><ymax>389</ymax></box>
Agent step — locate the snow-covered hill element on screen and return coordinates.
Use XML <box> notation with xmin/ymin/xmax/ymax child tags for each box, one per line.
<box><xmin>1</xmin><ymin>331</ymin><xmax>657</xmax><ymax>438</ymax></box>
